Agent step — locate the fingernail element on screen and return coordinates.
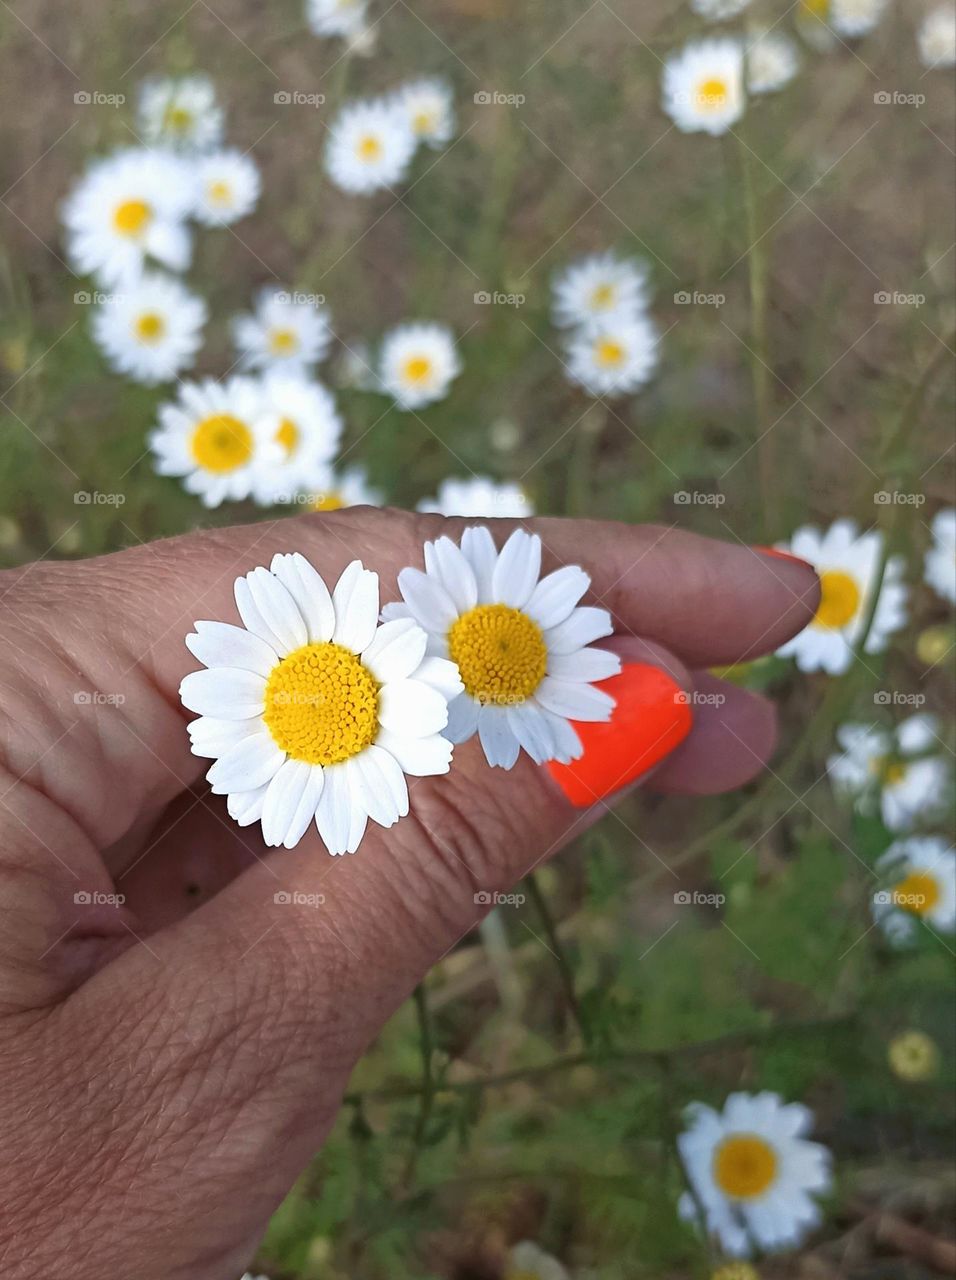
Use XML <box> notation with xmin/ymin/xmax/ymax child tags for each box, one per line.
<box><xmin>548</xmin><ymin>662</ymin><xmax>693</xmax><ymax>808</ymax></box>
<box><xmin>754</xmin><ymin>545</ymin><xmax>815</xmax><ymax>573</ymax></box>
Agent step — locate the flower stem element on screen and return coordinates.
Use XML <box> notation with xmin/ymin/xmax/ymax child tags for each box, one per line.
<box><xmin>739</xmin><ymin>130</ymin><xmax>776</xmax><ymax>536</ymax></box>
<box><xmin>525</xmin><ymin>871</ymin><xmax>589</xmax><ymax>1045</ymax></box>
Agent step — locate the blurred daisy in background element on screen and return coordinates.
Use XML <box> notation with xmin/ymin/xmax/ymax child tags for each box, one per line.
<box><xmin>678</xmin><ymin>1092</ymin><xmax>832</xmax><ymax>1257</ymax></box>
<box><xmin>233</xmin><ymin>286</ymin><xmax>332</xmax><ymax>372</ymax></box>
<box><xmin>773</xmin><ymin>521</ymin><xmax>908</xmax><ymax>674</ymax></box>
<box><xmin>925</xmin><ymin>508</ymin><xmax>956</xmax><ymax>603</ymax></box>
<box><xmin>192</xmin><ymin>149</ymin><xmax>260</xmax><ymax>225</ymax></box>
<box><xmin>552</xmin><ymin>251</ymin><xmax>651</xmax><ymax>329</ymax></box>
<box><xmin>91</xmin><ymin>272</ymin><xmax>207</xmax><ymax>385</ymax></box>
<box><xmin>379</xmin><ymin>322</ymin><xmax>461</xmax><ymax>409</ymax></box>
<box><xmin>396</xmin><ymin>77</ymin><xmax>455</xmax><ymax>149</ymax></box>
<box><xmin>181</xmin><ymin>555</ymin><xmax>462</xmax><ymax>854</ymax></box>
<box><xmin>873</xmin><ymin>836</ymin><xmax>956</xmax><ymax>944</ymax></box>
<box><xmin>62</xmin><ymin>148</ymin><xmax>194</xmax><ymax>286</ymax></box>
<box><xmin>691</xmin><ymin>0</ymin><xmax>753</xmax><ymax>19</ymax></box>
<box><xmin>306</xmin><ymin>0</ymin><xmax>369</xmax><ymax>39</ymax></box>
<box><xmin>746</xmin><ymin>28</ymin><xmax>801</xmax><ymax>93</ymax></box>
<box><xmin>311</xmin><ymin>466</ymin><xmax>383</xmax><ymax>510</ymax></box>
<box><xmin>710</xmin><ymin>1266</ymin><xmax>760</xmax><ymax>1280</ymax></box>
<box><xmin>918</xmin><ymin>4</ymin><xmax>956</xmax><ymax>67</ymax></box>
<box><xmin>827</xmin><ymin>714</ymin><xmax>950</xmax><ymax>831</ymax></box>
<box><xmin>829</xmin><ymin>0</ymin><xmax>889</xmax><ymax>37</ymax></box>
<box><xmin>888</xmin><ymin>1029</ymin><xmax>941</xmax><ymax>1081</ymax></box>
<box><xmin>566</xmin><ymin>313</ymin><xmax>659</xmax><ymax>397</ymax></box>
<box><xmin>796</xmin><ymin>0</ymin><xmax>839</xmax><ymax>51</ymax></box>
<box><xmin>662</xmin><ymin>39</ymin><xmax>746</xmax><ymax>135</ymax></box>
<box><xmin>417</xmin><ymin>475</ymin><xmax>534</xmax><ymax>518</ymax></box>
<box><xmin>149</xmin><ymin>376</ymin><xmax>276</xmax><ymax>507</ymax></box>
<box><xmin>503</xmin><ymin>1241</ymin><xmax>569</xmax><ymax>1280</ymax></box>
<box><xmin>384</xmin><ymin>527</ymin><xmax>619</xmax><ymax>768</ymax></box>
<box><xmin>251</xmin><ymin>373</ymin><xmax>344</xmax><ymax>506</ymax></box>
<box><xmin>325</xmin><ymin>98</ymin><xmax>416</xmax><ymax>194</ymax></box>
<box><xmin>137</xmin><ymin>74</ymin><xmax>224</xmax><ymax>152</ymax></box>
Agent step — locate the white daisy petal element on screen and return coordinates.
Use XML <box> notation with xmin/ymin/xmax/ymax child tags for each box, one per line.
<box><xmin>545</xmin><ymin>606</ymin><xmax>615</xmax><ymax>654</ymax></box>
<box><xmin>395</xmin><ymin>566</ymin><xmax>459</xmax><ymax>632</ymax></box>
<box><xmin>186</xmin><ymin>620</ymin><xmax>278</xmax><ymax>676</ymax></box>
<box><xmin>345</xmin><ymin>785</ymin><xmax>369</xmax><ymax>855</ymax></box>
<box><xmin>188</xmin><ymin>715</ymin><xmax>260</xmax><ymax>758</ymax></box>
<box><xmin>460</xmin><ymin>525</ymin><xmax>498</xmax><ymax>600</ymax></box>
<box><xmin>491</xmin><ymin>529</ymin><xmax>541</xmax><ymax>608</ymax></box>
<box><xmin>424</xmin><ymin>537</ymin><xmax>478</xmax><ymax>613</ymax></box>
<box><xmin>207</xmin><ymin>732</ymin><xmax>285</xmax><ymax>794</ymax></box>
<box><xmin>246</xmin><ymin>566</ymin><xmax>309</xmax><ymax>654</ymax></box>
<box><xmin>525</xmin><ymin>565</ymin><xmax>590</xmax><ymax>629</ymax></box>
<box><xmin>282</xmin><ymin>764</ymin><xmax>326</xmax><ymax>850</ymax></box>
<box><xmin>379</xmin><ymin>679</ymin><xmax>449</xmax><ymax>736</ymax></box>
<box><xmin>315</xmin><ymin>765</ymin><xmax>352</xmax><ymax>855</ymax></box>
<box><xmin>536</xmin><ymin>676</ymin><xmax>615</xmax><ymax>722</ymax></box>
<box><xmin>179</xmin><ymin>667</ymin><xmax>266</xmax><ymax>719</ymax></box>
<box><xmin>477</xmin><ymin>704</ymin><xmax>522</xmax><ymax>769</ymax></box>
<box><xmin>547</xmin><ymin>646</ymin><xmax>621</xmax><ymax>683</ymax></box>
<box><xmin>261</xmin><ymin>757</ymin><xmax>314</xmax><ymax>847</ymax></box>
<box><xmin>227</xmin><ymin>784</ymin><xmax>269</xmax><ymax>827</ymax></box>
<box><xmin>270</xmin><ymin>552</ymin><xmax>336</xmax><ymax>642</ymax></box>
<box><xmin>376</xmin><ymin>728</ymin><xmax>453</xmax><ymax>776</ymax></box>
<box><xmin>360</xmin><ymin>617</ymin><xmax>428</xmax><ymax>683</ymax></box>
<box><xmin>235</xmin><ymin>574</ymin><xmax>293</xmax><ymax>654</ymax></box>
<box><xmin>331</xmin><ymin>560</ymin><xmax>380</xmax><ymax>652</ymax></box>
<box><xmin>347</xmin><ymin>745</ymin><xmax>409</xmax><ymax>828</ymax></box>
<box><xmin>506</xmin><ymin>701</ymin><xmax>563</xmax><ymax>765</ymax></box>
<box><xmin>411</xmin><ymin>656</ymin><xmax>464</xmax><ymax>702</ymax></box>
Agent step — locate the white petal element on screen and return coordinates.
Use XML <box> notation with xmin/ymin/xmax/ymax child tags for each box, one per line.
<box><xmin>227</xmin><ymin>783</ymin><xmax>268</xmax><ymax>826</ymax></box>
<box><xmin>506</xmin><ymin>701</ymin><xmax>560</xmax><ymax>765</ymax></box>
<box><xmin>186</xmin><ymin>620</ymin><xmax>279</xmax><ymax>677</ymax></box>
<box><xmin>412</xmin><ymin>655</ymin><xmax>464</xmax><ymax>702</ymax></box>
<box><xmin>347</xmin><ymin>745</ymin><xmax>409</xmax><ymax>828</ymax></box>
<box><xmin>179</xmin><ymin>667</ymin><xmax>266</xmax><ymax>718</ymax></box>
<box><xmin>444</xmin><ymin>691</ymin><xmax>480</xmax><ymax>743</ymax></box>
<box><xmin>346</xmin><ymin>787</ymin><xmax>369</xmax><ymax>855</ymax></box>
<box><xmin>188</xmin><ymin>715</ymin><xmax>260</xmax><ymax>758</ymax></box>
<box><xmin>477</xmin><ymin>704</ymin><xmax>522</xmax><ymax>768</ymax></box>
<box><xmin>548</xmin><ymin>646</ymin><xmax>621</xmax><ymax>683</ymax></box>
<box><xmin>261</xmin><ymin>758</ymin><xmax>313</xmax><ymax>847</ymax></box>
<box><xmin>380</xmin><ymin>600</ymin><xmax>413</xmax><ymax>623</ymax></box>
<box><xmin>491</xmin><ymin>529</ymin><xmax>541</xmax><ymax>607</ymax></box>
<box><xmin>270</xmin><ymin>552</ymin><xmax>335</xmax><ymax>643</ymax></box>
<box><xmin>246</xmin><ymin>566</ymin><xmax>309</xmax><ymax>654</ymax></box>
<box><xmin>544</xmin><ymin>606</ymin><xmax>614</xmax><ymax>654</ymax></box>
<box><xmin>396</xmin><ymin>565</ymin><xmax>458</xmax><ymax>632</ymax></box>
<box><xmin>332</xmin><ymin>560</ymin><xmax>380</xmax><ymax>653</ymax></box>
<box><xmin>525</xmin><ymin>565</ymin><xmax>590</xmax><ymax>629</ymax></box>
<box><xmin>207</xmin><ymin>731</ymin><xmax>285</xmax><ymax>794</ymax></box>
<box><xmin>461</xmin><ymin>526</ymin><xmax>498</xmax><ymax>600</ymax></box>
<box><xmin>361</xmin><ymin>618</ymin><xmax>428</xmax><ymax>683</ymax></box>
<box><xmin>315</xmin><ymin>764</ymin><xmax>351</xmax><ymax>855</ymax></box>
<box><xmin>377</xmin><ymin>729</ymin><xmax>453</xmax><ymax>776</ymax></box>
<box><xmin>379</xmin><ymin>678</ymin><xmax>449</xmax><ymax>736</ymax></box>
<box><xmin>535</xmin><ymin>677</ymin><xmax>615</xmax><ymax>722</ymax></box>
<box><xmin>424</xmin><ymin>537</ymin><xmax>478</xmax><ymax>613</ymax></box>
<box><xmin>281</xmin><ymin>766</ymin><xmax>325</xmax><ymax>849</ymax></box>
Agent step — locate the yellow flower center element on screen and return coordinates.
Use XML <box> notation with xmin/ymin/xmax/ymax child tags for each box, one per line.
<box><xmin>711</xmin><ymin>1266</ymin><xmax>761</xmax><ymax>1280</ymax></box>
<box><xmin>413</xmin><ymin>109</ymin><xmax>436</xmax><ymax>134</ymax></box>
<box><xmin>207</xmin><ymin>179</ymin><xmax>232</xmax><ymax>205</ymax></box>
<box><xmin>164</xmin><ymin>104</ymin><xmax>194</xmax><ymax>133</ymax></box>
<box><xmin>803</xmin><ymin>0</ymin><xmax>829</xmax><ymax>14</ymax></box>
<box><xmin>590</xmin><ymin>282</ymin><xmax>616</xmax><ymax>309</ymax></box>
<box><xmin>712</xmin><ymin>1134</ymin><xmax>778</xmax><ymax>1199</ymax></box>
<box><xmin>312</xmin><ymin>492</ymin><xmax>346</xmax><ymax>512</ymax></box>
<box><xmin>448</xmin><ymin>604</ymin><xmax>547</xmax><ymax>706</ymax></box>
<box><xmin>697</xmin><ymin>77</ymin><xmax>729</xmax><ymax>109</ymax></box>
<box><xmin>262</xmin><ymin>642</ymin><xmax>379</xmax><ymax>765</ymax></box>
<box><xmin>113</xmin><ymin>198</ymin><xmax>152</xmax><ymax>237</ymax></box>
<box><xmin>888</xmin><ymin>1031</ymin><xmax>939</xmax><ymax>1081</ymax></box>
<box><xmin>190</xmin><ymin>414</ymin><xmax>254</xmax><ymax>474</ymax></box>
<box><xmin>403</xmin><ymin>355</ymin><xmax>433</xmax><ymax>384</ymax></box>
<box><xmin>134</xmin><ymin>311</ymin><xmax>166</xmax><ymax>343</ymax></box>
<box><xmin>869</xmin><ymin>755</ymin><xmax>907</xmax><ymax>787</ymax></box>
<box><xmin>357</xmin><ymin>133</ymin><xmax>383</xmax><ymax>161</ymax></box>
<box><xmin>269</xmin><ymin>327</ymin><xmax>299</xmax><ymax>356</ymax></box>
<box><xmin>275</xmin><ymin>417</ymin><xmax>299</xmax><ymax>457</ymax></box>
<box><xmin>814</xmin><ymin>568</ymin><xmax>861</xmax><ymax>629</ymax></box>
<box><xmin>595</xmin><ymin>338</ymin><xmax>625</xmax><ymax>368</ymax></box>
<box><xmin>892</xmin><ymin>870</ymin><xmax>940</xmax><ymax>916</ymax></box>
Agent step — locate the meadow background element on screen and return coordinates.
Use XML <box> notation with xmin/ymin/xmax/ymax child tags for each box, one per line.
<box><xmin>0</xmin><ymin>0</ymin><xmax>954</xmax><ymax>1276</ymax></box>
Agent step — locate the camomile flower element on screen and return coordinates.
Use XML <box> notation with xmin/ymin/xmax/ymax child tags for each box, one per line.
<box><xmin>888</xmin><ymin>1030</ymin><xmax>940</xmax><ymax>1081</ymax></box>
<box><xmin>565</xmin><ymin>314</ymin><xmax>659</xmax><ymax>397</ymax></box>
<box><xmin>250</xmin><ymin>373</ymin><xmax>344</xmax><ymax>506</ymax></box>
<box><xmin>417</xmin><ymin>476</ymin><xmax>534</xmax><ymax>519</ymax></box>
<box><xmin>62</xmin><ymin>148</ymin><xmax>193</xmax><ymax>286</ymax></box>
<box><xmin>677</xmin><ymin>1092</ymin><xmax>832</xmax><ymax>1258</ymax></box>
<box><xmin>925</xmin><ymin>508</ymin><xmax>956</xmax><ymax>603</ymax></box>
<box><xmin>827</xmin><ymin>714</ymin><xmax>949</xmax><ymax>831</ymax></box>
<box><xmin>918</xmin><ymin>4</ymin><xmax>956</xmax><ymax>66</ymax></box>
<box><xmin>149</xmin><ymin>376</ymin><xmax>277</xmax><ymax>508</ymax></box>
<box><xmin>383</xmin><ymin>527</ymin><xmax>620</xmax><ymax>769</ymax></box>
<box><xmin>828</xmin><ymin>0</ymin><xmax>889</xmax><ymax>36</ymax></box>
<box><xmin>324</xmin><ymin>99</ymin><xmax>416</xmax><ymax>195</ymax></box>
<box><xmin>504</xmin><ymin>1241</ymin><xmax>569</xmax><ymax>1280</ymax></box>
<box><xmin>306</xmin><ymin>0</ymin><xmax>368</xmax><ymax>38</ymax></box>
<box><xmin>873</xmin><ymin>836</ymin><xmax>956</xmax><ymax>944</ymax></box>
<box><xmin>552</xmin><ymin>251</ymin><xmax>651</xmax><ymax>329</ymax></box>
<box><xmin>746</xmin><ymin>29</ymin><xmax>801</xmax><ymax>93</ymax></box>
<box><xmin>181</xmin><ymin>555</ymin><xmax>463</xmax><ymax>855</ymax></box>
<box><xmin>311</xmin><ymin>466</ymin><xmax>384</xmax><ymax>511</ymax></box>
<box><xmin>90</xmin><ymin>272</ymin><xmax>207</xmax><ymax>385</ymax></box>
<box><xmin>137</xmin><ymin>75</ymin><xmax>224</xmax><ymax>152</ymax></box>
<box><xmin>662</xmin><ymin>39</ymin><xmax>746</xmax><ymax>136</ymax></box>
<box><xmin>773</xmin><ymin>520</ymin><xmax>908</xmax><ymax>675</ymax></box>
<box><xmin>233</xmin><ymin>287</ymin><xmax>333</xmax><ymax>372</ymax></box>
<box><xmin>691</xmin><ymin>0</ymin><xmax>753</xmax><ymax>19</ymax></box>
<box><xmin>395</xmin><ymin>77</ymin><xmax>455</xmax><ymax>149</ymax></box>
<box><xmin>379</xmin><ymin>322</ymin><xmax>461</xmax><ymax>410</ymax></box>
<box><xmin>796</xmin><ymin>0</ymin><xmax>839</xmax><ymax>50</ymax></box>
<box><xmin>192</xmin><ymin>149</ymin><xmax>261</xmax><ymax>226</ymax></box>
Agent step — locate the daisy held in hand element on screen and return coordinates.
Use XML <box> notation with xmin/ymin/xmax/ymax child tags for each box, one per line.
<box><xmin>384</xmin><ymin>527</ymin><xmax>620</xmax><ymax>768</ymax></box>
<box><xmin>181</xmin><ymin>554</ymin><xmax>462</xmax><ymax>854</ymax></box>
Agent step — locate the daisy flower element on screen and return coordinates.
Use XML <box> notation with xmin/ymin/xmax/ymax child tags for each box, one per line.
<box><xmin>565</xmin><ymin>313</ymin><xmax>659</xmax><ymax>397</ymax></box>
<box><xmin>662</xmin><ymin>39</ymin><xmax>746</xmax><ymax>136</ymax></box>
<box><xmin>250</xmin><ymin>373</ymin><xmax>344</xmax><ymax>506</ymax></box>
<box><xmin>311</xmin><ymin>466</ymin><xmax>384</xmax><ymax>511</ymax></box>
<box><xmin>746</xmin><ymin>29</ymin><xmax>801</xmax><ymax>93</ymax></box>
<box><xmin>888</xmin><ymin>1029</ymin><xmax>940</xmax><ymax>1081</ymax></box>
<box><xmin>417</xmin><ymin>476</ymin><xmax>534</xmax><ymax>519</ymax></box>
<box><xmin>395</xmin><ymin>77</ymin><xmax>455</xmax><ymax>149</ymax></box>
<box><xmin>678</xmin><ymin>1092</ymin><xmax>833</xmax><ymax>1258</ymax></box>
<box><xmin>827</xmin><ymin>713</ymin><xmax>949</xmax><ymax>831</ymax></box>
<box><xmin>925</xmin><ymin>508</ymin><xmax>956</xmax><ymax>603</ymax></box>
<box><xmin>552</xmin><ymin>251</ymin><xmax>651</xmax><ymax>329</ymax></box>
<box><xmin>324</xmin><ymin>99</ymin><xmax>416</xmax><ymax>195</ymax></box>
<box><xmin>773</xmin><ymin>520</ymin><xmax>908</xmax><ymax>675</ymax></box>
<box><xmin>181</xmin><ymin>555</ymin><xmax>463</xmax><ymax>854</ymax></box>
<box><xmin>306</xmin><ymin>0</ymin><xmax>369</xmax><ymax>38</ymax></box>
<box><xmin>796</xmin><ymin>0</ymin><xmax>839</xmax><ymax>51</ymax></box>
<box><xmin>149</xmin><ymin>377</ymin><xmax>276</xmax><ymax>508</ymax></box>
<box><xmin>384</xmin><ymin>527</ymin><xmax>620</xmax><ymax>769</ymax></box>
<box><xmin>829</xmin><ymin>0</ymin><xmax>889</xmax><ymax>36</ymax></box>
<box><xmin>91</xmin><ymin>272</ymin><xmax>207</xmax><ymax>385</ymax></box>
<box><xmin>62</xmin><ymin>148</ymin><xmax>193</xmax><ymax>286</ymax></box>
<box><xmin>504</xmin><ymin>1241</ymin><xmax>569</xmax><ymax>1280</ymax></box>
<box><xmin>233</xmin><ymin>287</ymin><xmax>333</xmax><ymax>372</ymax></box>
<box><xmin>192</xmin><ymin>149</ymin><xmax>261</xmax><ymax>226</ymax></box>
<box><xmin>379</xmin><ymin>322</ymin><xmax>462</xmax><ymax>410</ymax></box>
<box><xmin>873</xmin><ymin>836</ymin><xmax>956</xmax><ymax>944</ymax></box>
<box><xmin>137</xmin><ymin>74</ymin><xmax>224</xmax><ymax>152</ymax></box>
<box><xmin>691</xmin><ymin>0</ymin><xmax>753</xmax><ymax>19</ymax></box>
<box><xmin>918</xmin><ymin>4</ymin><xmax>956</xmax><ymax>67</ymax></box>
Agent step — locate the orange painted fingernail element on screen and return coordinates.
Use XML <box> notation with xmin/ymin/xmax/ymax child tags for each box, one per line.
<box><xmin>755</xmin><ymin>545</ymin><xmax>815</xmax><ymax>572</ymax></box>
<box><xmin>548</xmin><ymin>662</ymin><xmax>693</xmax><ymax>808</ymax></box>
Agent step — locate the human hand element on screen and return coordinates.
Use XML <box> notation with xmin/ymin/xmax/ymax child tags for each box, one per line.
<box><xmin>0</xmin><ymin>508</ymin><xmax>817</xmax><ymax>1279</ymax></box>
